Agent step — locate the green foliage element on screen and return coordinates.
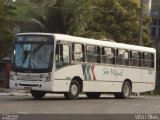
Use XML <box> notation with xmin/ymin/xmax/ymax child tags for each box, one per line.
<box><xmin>45</xmin><ymin>0</ymin><xmax>67</xmax><ymax>33</ymax></box>
<box><xmin>0</xmin><ymin>0</ymin><xmax>14</xmax><ymax>57</ymax></box>
<box><xmin>45</xmin><ymin>0</ymin><xmax>151</xmax><ymax>46</ymax></box>
<box><xmin>13</xmin><ymin>0</ymin><xmax>151</xmax><ymax>46</ymax></box>
<box><xmin>151</xmin><ymin>0</ymin><xmax>160</xmax><ymax>91</ymax></box>
<box><xmin>74</xmin><ymin>0</ymin><xmax>151</xmax><ymax>46</ymax></box>
<box><xmin>152</xmin><ymin>0</ymin><xmax>160</xmax><ymax>9</ymax></box>
<box><xmin>13</xmin><ymin>0</ymin><xmax>56</xmax><ymax>32</ymax></box>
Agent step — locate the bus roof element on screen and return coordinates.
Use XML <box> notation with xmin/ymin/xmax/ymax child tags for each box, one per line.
<box><xmin>16</xmin><ymin>33</ymin><xmax>156</xmax><ymax>53</ymax></box>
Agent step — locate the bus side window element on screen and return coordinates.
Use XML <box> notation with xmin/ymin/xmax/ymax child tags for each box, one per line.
<box><xmin>116</xmin><ymin>49</ymin><xmax>129</xmax><ymax>65</ymax></box>
<box><xmin>72</xmin><ymin>43</ymin><xmax>84</xmax><ymax>62</ymax></box>
<box><xmin>102</xmin><ymin>47</ymin><xmax>115</xmax><ymax>64</ymax></box>
<box><xmin>56</xmin><ymin>44</ymin><xmax>70</xmax><ymax>68</ymax></box>
<box><xmin>151</xmin><ymin>54</ymin><xmax>154</xmax><ymax>68</ymax></box>
<box><xmin>56</xmin><ymin>44</ymin><xmax>62</xmax><ymax>62</ymax></box>
<box><xmin>62</xmin><ymin>45</ymin><xmax>70</xmax><ymax>63</ymax></box>
<box><xmin>97</xmin><ymin>47</ymin><xmax>101</xmax><ymax>63</ymax></box>
<box><xmin>86</xmin><ymin>45</ymin><xmax>100</xmax><ymax>63</ymax></box>
<box><xmin>56</xmin><ymin>44</ymin><xmax>59</xmax><ymax>62</ymax></box>
<box><xmin>142</xmin><ymin>52</ymin><xmax>154</xmax><ymax>68</ymax></box>
<box><xmin>130</xmin><ymin>51</ymin><xmax>141</xmax><ymax>67</ymax></box>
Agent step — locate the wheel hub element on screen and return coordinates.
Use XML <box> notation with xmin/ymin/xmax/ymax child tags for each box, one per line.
<box><xmin>123</xmin><ymin>84</ymin><xmax>129</xmax><ymax>96</ymax></box>
<box><xmin>71</xmin><ymin>84</ymin><xmax>78</xmax><ymax>96</ymax></box>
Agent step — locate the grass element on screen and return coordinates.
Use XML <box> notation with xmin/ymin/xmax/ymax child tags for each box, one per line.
<box><xmin>141</xmin><ymin>88</ymin><xmax>160</xmax><ymax>95</ymax></box>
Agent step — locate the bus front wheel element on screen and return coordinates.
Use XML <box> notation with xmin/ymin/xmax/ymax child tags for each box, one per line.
<box><xmin>64</xmin><ymin>80</ymin><xmax>80</xmax><ymax>100</ymax></box>
<box><xmin>31</xmin><ymin>90</ymin><xmax>45</xmax><ymax>99</ymax></box>
<box><xmin>114</xmin><ymin>81</ymin><xmax>131</xmax><ymax>99</ymax></box>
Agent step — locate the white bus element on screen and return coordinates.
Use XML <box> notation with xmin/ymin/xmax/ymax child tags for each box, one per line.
<box><xmin>10</xmin><ymin>33</ymin><xmax>156</xmax><ymax>100</ymax></box>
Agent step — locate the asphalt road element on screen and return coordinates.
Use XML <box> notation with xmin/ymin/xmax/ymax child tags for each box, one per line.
<box><xmin>0</xmin><ymin>94</ymin><xmax>159</xmax><ymax>114</ymax></box>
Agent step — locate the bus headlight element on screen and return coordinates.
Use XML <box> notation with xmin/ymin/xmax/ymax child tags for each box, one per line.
<box><xmin>45</xmin><ymin>73</ymin><xmax>51</xmax><ymax>82</ymax></box>
<box><xmin>40</xmin><ymin>74</ymin><xmax>44</xmax><ymax>78</ymax></box>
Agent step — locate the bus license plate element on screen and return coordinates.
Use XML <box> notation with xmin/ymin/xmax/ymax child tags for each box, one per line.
<box><xmin>24</xmin><ymin>87</ymin><xmax>31</xmax><ymax>91</ymax></box>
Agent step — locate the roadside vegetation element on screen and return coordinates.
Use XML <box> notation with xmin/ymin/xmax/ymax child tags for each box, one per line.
<box><xmin>0</xmin><ymin>0</ymin><xmax>160</xmax><ymax>94</ymax></box>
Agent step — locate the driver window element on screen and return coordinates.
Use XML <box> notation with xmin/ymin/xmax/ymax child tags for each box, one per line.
<box><xmin>56</xmin><ymin>44</ymin><xmax>70</xmax><ymax>68</ymax></box>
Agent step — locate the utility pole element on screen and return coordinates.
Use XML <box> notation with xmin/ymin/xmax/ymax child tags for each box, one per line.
<box><xmin>136</xmin><ymin>0</ymin><xmax>143</xmax><ymax>96</ymax></box>
<box><xmin>138</xmin><ymin>0</ymin><xmax>143</xmax><ymax>46</ymax></box>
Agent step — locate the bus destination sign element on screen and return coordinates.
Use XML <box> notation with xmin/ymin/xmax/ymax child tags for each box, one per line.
<box><xmin>15</xmin><ymin>35</ymin><xmax>53</xmax><ymax>42</ymax></box>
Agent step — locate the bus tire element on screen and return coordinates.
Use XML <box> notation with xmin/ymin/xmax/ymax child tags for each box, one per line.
<box><xmin>114</xmin><ymin>81</ymin><xmax>131</xmax><ymax>99</ymax></box>
<box><xmin>86</xmin><ymin>92</ymin><xmax>101</xmax><ymax>99</ymax></box>
<box><xmin>64</xmin><ymin>80</ymin><xmax>80</xmax><ymax>100</ymax></box>
<box><xmin>114</xmin><ymin>93</ymin><xmax>122</xmax><ymax>99</ymax></box>
<box><xmin>31</xmin><ymin>90</ymin><xmax>45</xmax><ymax>99</ymax></box>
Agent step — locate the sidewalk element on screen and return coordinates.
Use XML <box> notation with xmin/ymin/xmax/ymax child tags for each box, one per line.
<box><xmin>0</xmin><ymin>87</ymin><xmax>30</xmax><ymax>96</ymax></box>
<box><xmin>0</xmin><ymin>88</ymin><xmax>65</xmax><ymax>97</ymax></box>
<box><xmin>0</xmin><ymin>87</ymin><xmax>151</xmax><ymax>98</ymax></box>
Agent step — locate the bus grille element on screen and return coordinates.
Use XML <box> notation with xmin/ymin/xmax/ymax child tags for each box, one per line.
<box><xmin>16</xmin><ymin>73</ymin><xmax>42</xmax><ymax>82</ymax></box>
<box><xmin>18</xmin><ymin>83</ymin><xmax>39</xmax><ymax>87</ymax></box>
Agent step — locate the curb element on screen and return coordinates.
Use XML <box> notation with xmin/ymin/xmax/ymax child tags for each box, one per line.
<box><xmin>0</xmin><ymin>87</ymin><xmax>10</xmax><ymax>93</ymax></box>
<box><xmin>0</xmin><ymin>92</ymin><xmax>30</xmax><ymax>96</ymax></box>
<box><xmin>0</xmin><ymin>87</ymin><xmax>30</xmax><ymax>96</ymax></box>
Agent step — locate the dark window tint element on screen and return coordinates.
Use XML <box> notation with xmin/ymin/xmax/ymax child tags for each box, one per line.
<box><xmin>102</xmin><ymin>47</ymin><xmax>115</xmax><ymax>64</ymax></box>
<box><xmin>86</xmin><ymin>45</ymin><xmax>100</xmax><ymax>63</ymax></box>
<box><xmin>130</xmin><ymin>51</ymin><xmax>141</xmax><ymax>67</ymax></box>
<box><xmin>56</xmin><ymin>44</ymin><xmax>70</xmax><ymax>68</ymax></box>
<box><xmin>72</xmin><ymin>43</ymin><xmax>84</xmax><ymax>62</ymax></box>
<box><xmin>142</xmin><ymin>52</ymin><xmax>154</xmax><ymax>68</ymax></box>
<box><xmin>116</xmin><ymin>49</ymin><xmax>129</xmax><ymax>65</ymax></box>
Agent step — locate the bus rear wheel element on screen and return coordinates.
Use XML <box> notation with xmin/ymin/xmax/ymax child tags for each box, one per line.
<box><xmin>86</xmin><ymin>92</ymin><xmax>101</xmax><ymax>99</ymax></box>
<box><xmin>31</xmin><ymin>90</ymin><xmax>46</xmax><ymax>99</ymax></box>
<box><xmin>64</xmin><ymin>80</ymin><xmax>80</xmax><ymax>100</ymax></box>
<box><xmin>114</xmin><ymin>81</ymin><xmax>131</xmax><ymax>99</ymax></box>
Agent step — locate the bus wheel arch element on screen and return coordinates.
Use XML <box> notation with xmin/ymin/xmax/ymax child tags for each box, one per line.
<box><xmin>64</xmin><ymin>76</ymin><xmax>83</xmax><ymax>100</ymax></box>
<box><xmin>72</xmin><ymin>76</ymin><xmax>83</xmax><ymax>92</ymax></box>
<box><xmin>124</xmin><ymin>79</ymin><xmax>132</xmax><ymax>90</ymax></box>
<box><xmin>122</xmin><ymin>79</ymin><xmax>132</xmax><ymax>98</ymax></box>
<box><xmin>114</xmin><ymin>79</ymin><xmax>132</xmax><ymax>99</ymax></box>
<box><xmin>31</xmin><ymin>90</ymin><xmax>46</xmax><ymax>99</ymax></box>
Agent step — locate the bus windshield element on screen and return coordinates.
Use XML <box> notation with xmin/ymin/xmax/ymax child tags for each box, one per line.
<box><xmin>12</xmin><ymin>35</ymin><xmax>54</xmax><ymax>73</ymax></box>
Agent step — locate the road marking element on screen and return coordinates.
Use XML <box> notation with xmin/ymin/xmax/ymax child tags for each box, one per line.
<box><xmin>114</xmin><ymin>102</ymin><xmax>126</xmax><ymax>104</ymax></box>
<box><xmin>19</xmin><ymin>112</ymin><xmax>30</xmax><ymax>114</ymax></box>
<box><xmin>133</xmin><ymin>104</ymin><xmax>142</xmax><ymax>106</ymax></box>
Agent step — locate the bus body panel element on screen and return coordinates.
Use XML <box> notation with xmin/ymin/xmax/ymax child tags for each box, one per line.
<box><xmin>10</xmin><ymin>33</ymin><xmax>156</xmax><ymax>96</ymax></box>
<box><xmin>132</xmin><ymin>83</ymin><xmax>155</xmax><ymax>92</ymax></box>
<box><xmin>10</xmin><ymin>66</ymin><xmax>155</xmax><ymax>93</ymax></box>
<box><xmin>142</xmin><ymin>68</ymin><xmax>156</xmax><ymax>83</ymax></box>
<box><xmin>53</xmin><ymin>64</ymin><xmax>155</xmax><ymax>92</ymax></box>
<box><xmin>10</xmin><ymin>72</ymin><xmax>55</xmax><ymax>91</ymax></box>
<box><xmin>9</xmin><ymin>70</ymin><xmax>156</xmax><ymax>93</ymax></box>
<box><xmin>52</xmin><ymin>80</ymin><xmax>71</xmax><ymax>92</ymax></box>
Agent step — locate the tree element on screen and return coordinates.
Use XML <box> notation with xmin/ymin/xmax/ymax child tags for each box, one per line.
<box><xmin>151</xmin><ymin>0</ymin><xmax>160</xmax><ymax>92</ymax></box>
<box><xmin>13</xmin><ymin>0</ymin><xmax>151</xmax><ymax>46</ymax></box>
<box><xmin>0</xmin><ymin>0</ymin><xmax>14</xmax><ymax>56</ymax></box>
<box><xmin>69</xmin><ymin>0</ymin><xmax>151</xmax><ymax>46</ymax></box>
<box><xmin>45</xmin><ymin>0</ymin><xmax>151</xmax><ymax>46</ymax></box>
<box><xmin>152</xmin><ymin>0</ymin><xmax>160</xmax><ymax>9</ymax></box>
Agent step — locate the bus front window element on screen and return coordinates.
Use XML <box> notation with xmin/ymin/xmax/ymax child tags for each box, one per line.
<box><xmin>13</xmin><ymin>43</ymin><xmax>54</xmax><ymax>73</ymax></box>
